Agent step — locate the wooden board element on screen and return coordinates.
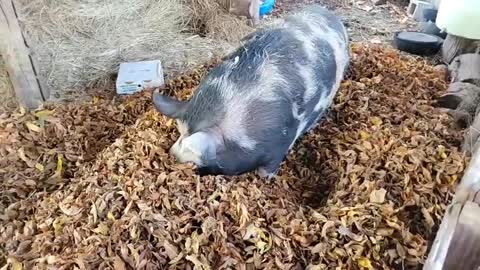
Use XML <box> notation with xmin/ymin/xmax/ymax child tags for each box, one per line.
<box><xmin>423</xmin><ymin>203</ymin><xmax>462</xmax><ymax>270</ymax></box>
<box><xmin>442</xmin><ymin>34</ymin><xmax>480</xmax><ymax>65</ymax></box>
<box><xmin>0</xmin><ymin>0</ymin><xmax>45</xmax><ymax>110</ymax></box>
<box><xmin>424</xmin><ymin>149</ymin><xmax>480</xmax><ymax>270</ymax></box>
<box><xmin>442</xmin><ymin>201</ymin><xmax>480</xmax><ymax>270</ymax></box>
<box><xmin>449</xmin><ymin>54</ymin><xmax>480</xmax><ymax>86</ymax></box>
<box><xmin>462</xmin><ymin>114</ymin><xmax>480</xmax><ymax>155</ymax></box>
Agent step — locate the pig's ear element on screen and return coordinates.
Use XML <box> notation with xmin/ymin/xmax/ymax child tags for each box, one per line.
<box><xmin>152</xmin><ymin>90</ymin><xmax>187</xmax><ymax>119</ymax></box>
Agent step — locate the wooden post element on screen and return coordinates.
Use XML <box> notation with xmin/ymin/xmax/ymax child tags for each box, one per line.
<box><xmin>0</xmin><ymin>0</ymin><xmax>46</xmax><ymax>110</ymax></box>
<box><xmin>424</xmin><ymin>150</ymin><xmax>480</xmax><ymax>270</ymax></box>
<box><xmin>442</xmin><ymin>34</ymin><xmax>480</xmax><ymax>65</ymax></box>
<box><xmin>448</xmin><ymin>54</ymin><xmax>480</xmax><ymax>86</ymax></box>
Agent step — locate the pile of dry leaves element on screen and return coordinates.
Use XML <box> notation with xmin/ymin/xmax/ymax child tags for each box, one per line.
<box><xmin>0</xmin><ymin>43</ymin><xmax>468</xmax><ymax>269</ymax></box>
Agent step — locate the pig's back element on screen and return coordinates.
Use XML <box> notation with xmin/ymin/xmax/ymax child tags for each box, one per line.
<box><xmin>185</xmin><ymin>6</ymin><xmax>349</xmax><ymax>153</ymax></box>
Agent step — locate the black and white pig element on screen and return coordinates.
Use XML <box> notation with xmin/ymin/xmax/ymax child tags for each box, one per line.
<box><xmin>152</xmin><ymin>5</ymin><xmax>350</xmax><ymax>179</ymax></box>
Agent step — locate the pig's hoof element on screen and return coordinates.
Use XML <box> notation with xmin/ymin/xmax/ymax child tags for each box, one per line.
<box><xmin>257</xmin><ymin>167</ymin><xmax>276</xmax><ymax>181</ymax></box>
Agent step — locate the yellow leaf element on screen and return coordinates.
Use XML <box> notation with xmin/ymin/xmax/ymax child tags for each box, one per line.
<box><xmin>359</xmin><ymin>131</ymin><xmax>370</xmax><ymax>140</ymax></box>
<box><xmin>191</xmin><ymin>231</ymin><xmax>200</xmax><ymax>254</ymax></box>
<box><xmin>56</xmin><ymin>154</ymin><xmax>63</xmax><ymax>175</ymax></box>
<box><xmin>357</xmin><ymin>257</ymin><xmax>373</xmax><ymax>269</ymax></box>
<box><xmin>34</xmin><ymin>109</ymin><xmax>54</xmax><ymax>119</ymax></box>
<box><xmin>53</xmin><ymin>217</ymin><xmax>66</xmax><ymax>236</ymax></box>
<box><xmin>371</xmin><ymin>117</ymin><xmax>383</xmax><ymax>126</ymax></box>
<box><xmin>449</xmin><ymin>175</ymin><xmax>458</xmax><ymax>185</ymax></box>
<box><xmin>7</xmin><ymin>257</ymin><xmax>23</xmax><ymax>270</ymax></box>
<box><xmin>255</xmin><ymin>241</ymin><xmax>270</xmax><ymax>254</ymax></box>
<box><xmin>92</xmin><ymin>96</ymin><xmax>99</xmax><ymax>104</ymax></box>
<box><xmin>35</xmin><ymin>163</ymin><xmax>45</xmax><ymax>172</ymax></box>
<box><xmin>93</xmin><ymin>223</ymin><xmax>109</xmax><ymax>236</ymax></box>
<box><xmin>25</xmin><ymin>122</ymin><xmax>41</xmax><ymax>132</ymax></box>
<box><xmin>437</xmin><ymin>145</ymin><xmax>447</xmax><ymax>159</ymax></box>
<box><xmin>107</xmin><ymin>211</ymin><xmax>116</xmax><ymax>221</ymax></box>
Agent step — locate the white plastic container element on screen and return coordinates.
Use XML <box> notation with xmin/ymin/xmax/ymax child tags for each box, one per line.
<box><xmin>116</xmin><ymin>60</ymin><xmax>165</xmax><ymax>95</ymax></box>
<box><xmin>436</xmin><ymin>0</ymin><xmax>480</xmax><ymax>39</ymax></box>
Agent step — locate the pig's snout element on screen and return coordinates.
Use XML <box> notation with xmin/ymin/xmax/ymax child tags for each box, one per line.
<box><xmin>169</xmin><ymin>139</ymin><xmax>181</xmax><ymax>162</ymax></box>
<box><xmin>168</xmin><ymin>146</ymin><xmax>178</xmax><ymax>163</ymax></box>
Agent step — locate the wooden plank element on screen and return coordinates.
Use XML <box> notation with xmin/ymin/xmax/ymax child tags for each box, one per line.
<box><xmin>442</xmin><ymin>201</ymin><xmax>480</xmax><ymax>270</ymax></box>
<box><xmin>462</xmin><ymin>113</ymin><xmax>480</xmax><ymax>155</ymax></box>
<box><xmin>434</xmin><ymin>82</ymin><xmax>480</xmax><ymax>128</ymax></box>
<box><xmin>424</xmin><ymin>203</ymin><xmax>463</xmax><ymax>270</ymax></box>
<box><xmin>449</xmin><ymin>54</ymin><xmax>480</xmax><ymax>86</ymax></box>
<box><xmin>442</xmin><ymin>34</ymin><xmax>480</xmax><ymax>65</ymax></box>
<box><xmin>424</xmin><ymin>145</ymin><xmax>480</xmax><ymax>269</ymax></box>
<box><xmin>228</xmin><ymin>0</ymin><xmax>260</xmax><ymax>26</ymax></box>
<box><xmin>455</xmin><ymin>149</ymin><xmax>480</xmax><ymax>203</ymax></box>
<box><xmin>0</xmin><ymin>0</ymin><xmax>45</xmax><ymax>110</ymax></box>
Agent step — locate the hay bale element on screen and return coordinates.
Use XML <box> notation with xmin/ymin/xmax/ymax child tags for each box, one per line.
<box><xmin>14</xmin><ymin>0</ymin><xmax>234</xmax><ymax>100</ymax></box>
<box><xmin>0</xmin><ymin>55</ymin><xmax>18</xmax><ymax>112</ymax></box>
<box><xmin>185</xmin><ymin>0</ymin><xmax>254</xmax><ymax>43</ymax></box>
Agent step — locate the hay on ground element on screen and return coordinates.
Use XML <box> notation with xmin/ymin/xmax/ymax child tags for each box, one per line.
<box><xmin>186</xmin><ymin>0</ymin><xmax>255</xmax><ymax>43</ymax></box>
<box><xmin>14</xmin><ymin>0</ymin><xmax>235</xmax><ymax>101</ymax></box>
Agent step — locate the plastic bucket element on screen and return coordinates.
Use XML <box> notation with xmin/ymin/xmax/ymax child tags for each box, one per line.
<box><xmin>259</xmin><ymin>0</ymin><xmax>275</xmax><ymax>16</ymax></box>
<box><xmin>436</xmin><ymin>0</ymin><xmax>480</xmax><ymax>39</ymax></box>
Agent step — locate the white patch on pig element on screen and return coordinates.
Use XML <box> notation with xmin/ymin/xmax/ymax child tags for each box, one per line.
<box><xmin>290</xmin><ymin>102</ymin><xmax>308</xmax><ymax>149</ymax></box>
<box><xmin>297</xmin><ymin>64</ymin><xmax>318</xmax><ymax>103</ymax></box>
<box><xmin>210</xmin><ymin>72</ymin><xmax>257</xmax><ymax>151</ymax></box>
<box><xmin>169</xmin><ymin>119</ymin><xmax>194</xmax><ymax>163</ymax></box>
<box><xmin>176</xmin><ymin>119</ymin><xmax>189</xmax><ymax>137</ymax></box>
<box><xmin>314</xmin><ymin>91</ymin><xmax>332</xmax><ymax>112</ymax></box>
<box><xmin>256</xmin><ymin>61</ymin><xmax>288</xmax><ymax>102</ymax></box>
<box><xmin>300</xmin><ymin>17</ymin><xmax>348</xmax><ymax>113</ymax></box>
<box><xmin>287</xmin><ymin>27</ymin><xmax>317</xmax><ymax>62</ymax></box>
<box><xmin>169</xmin><ymin>131</ymin><xmax>219</xmax><ymax>166</ymax></box>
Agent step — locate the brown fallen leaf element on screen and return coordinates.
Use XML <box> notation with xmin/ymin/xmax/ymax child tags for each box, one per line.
<box><xmin>163</xmin><ymin>240</ymin><xmax>179</xmax><ymax>260</ymax></box>
<box><xmin>113</xmin><ymin>255</ymin><xmax>126</xmax><ymax>270</ymax></box>
<box><xmin>0</xmin><ymin>44</ymin><xmax>465</xmax><ymax>270</ymax></box>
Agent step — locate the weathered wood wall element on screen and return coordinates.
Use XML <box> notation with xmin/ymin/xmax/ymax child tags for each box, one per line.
<box><xmin>424</xmin><ymin>150</ymin><xmax>480</xmax><ymax>270</ymax></box>
<box><xmin>0</xmin><ymin>0</ymin><xmax>47</xmax><ymax>110</ymax></box>
<box><xmin>425</xmin><ymin>34</ymin><xmax>480</xmax><ymax>270</ymax></box>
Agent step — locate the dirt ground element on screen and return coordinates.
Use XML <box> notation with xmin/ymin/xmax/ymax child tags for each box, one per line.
<box><xmin>269</xmin><ymin>0</ymin><xmax>417</xmax><ymax>43</ymax></box>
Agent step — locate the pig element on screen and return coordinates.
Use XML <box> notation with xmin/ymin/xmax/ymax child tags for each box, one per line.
<box><xmin>152</xmin><ymin>5</ymin><xmax>350</xmax><ymax>179</ymax></box>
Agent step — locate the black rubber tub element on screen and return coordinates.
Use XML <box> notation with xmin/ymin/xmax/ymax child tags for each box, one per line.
<box><xmin>393</xmin><ymin>31</ymin><xmax>444</xmax><ymax>56</ymax></box>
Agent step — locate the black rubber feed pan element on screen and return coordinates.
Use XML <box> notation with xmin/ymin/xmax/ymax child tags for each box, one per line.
<box><xmin>393</xmin><ymin>31</ymin><xmax>443</xmax><ymax>56</ymax></box>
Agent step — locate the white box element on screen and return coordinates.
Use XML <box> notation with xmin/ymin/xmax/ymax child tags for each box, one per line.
<box><xmin>116</xmin><ymin>60</ymin><xmax>165</xmax><ymax>95</ymax></box>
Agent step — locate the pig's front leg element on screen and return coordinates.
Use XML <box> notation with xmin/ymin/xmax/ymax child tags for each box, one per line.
<box><xmin>256</xmin><ymin>158</ymin><xmax>283</xmax><ymax>181</ymax></box>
